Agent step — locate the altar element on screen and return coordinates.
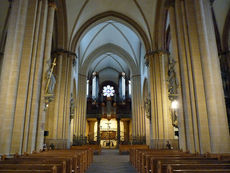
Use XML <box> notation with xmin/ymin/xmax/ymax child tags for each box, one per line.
<box><xmin>100</xmin><ymin>131</ymin><xmax>117</xmax><ymax>148</ymax></box>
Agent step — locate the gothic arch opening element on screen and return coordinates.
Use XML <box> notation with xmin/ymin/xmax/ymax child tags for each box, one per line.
<box><xmin>70</xmin><ymin>14</ymin><xmax>148</xmax><ymax>146</ymax></box>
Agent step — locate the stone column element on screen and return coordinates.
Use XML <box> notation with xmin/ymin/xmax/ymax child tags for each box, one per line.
<box><xmin>168</xmin><ymin>2</ymin><xmax>187</xmax><ymax>151</ymax></box>
<box><xmin>131</xmin><ymin>74</ymin><xmax>145</xmax><ymax>143</ymax></box>
<box><xmin>88</xmin><ymin>121</ymin><xmax>95</xmax><ymax>142</ymax></box>
<box><xmin>50</xmin><ymin>53</ymin><xmax>63</xmax><ymax>140</ymax></box>
<box><xmin>117</xmin><ymin>118</ymin><xmax>120</xmax><ymax>145</ymax></box>
<box><xmin>44</xmin><ymin>52</ymin><xmax>73</xmax><ymax>149</ymax></box>
<box><xmin>123</xmin><ymin>120</ymin><xmax>129</xmax><ymax>143</ymax></box>
<box><xmin>9</xmin><ymin>0</ymin><xmax>39</xmax><ymax>154</ymax></box>
<box><xmin>97</xmin><ymin>118</ymin><xmax>101</xmax><ymax>144</ymax></box>
<box><xmin>25</xmin><ymin>0</ymin><xmax>48</xmax><ymax>152</ymax></box>
<box><xmin>75</xmin><ymin>73</ymin><xmax>87</xmax><ymax>140</ymax></box>
<box><xmin>0</xmin><ymin>0</ymin><xmax>28</xmax><ymax>155</ymax></box>
<box><xmin>0</xmin><ymin>1</ymin><xmax>12</xmax><ymax>78</ymax></box>
<box><xmin>36</xmin><ymin>0</ymin><xmax>56</xmax><ymax>151</ymax></box>
<box><xmin>167</xmin><ymin>0</ymin><xmax>229</xmax><ymax>153</ymax></box>
<box><xmin>145</xmin><ymin>51</ymin><xmax>174</xmax><ymax>148</ymax></box>
<box><xmin>194</xmin><ymin>0</ymin><xmax>230</xmax><ymax>152</ymax></box>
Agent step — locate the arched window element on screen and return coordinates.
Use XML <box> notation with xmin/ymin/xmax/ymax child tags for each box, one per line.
<box><xmin>128</xmin><ymin>80</ymin><xmax>131</xmax><ymax>97</ymax></box>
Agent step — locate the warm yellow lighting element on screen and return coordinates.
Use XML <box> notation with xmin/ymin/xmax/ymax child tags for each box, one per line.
<box><xmin>171</xmin><ymin>100</ymin><xmax>178</xmax><ymax>109</ymax></box>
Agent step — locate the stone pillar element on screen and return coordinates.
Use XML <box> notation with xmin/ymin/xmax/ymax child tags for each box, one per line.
<box><xmin>145</xmin><ymin>51</ymin><xmax>174</xmax><ymax>149</ymax></box>
<box><xmin>123</xmin><ymin>120</ymin><xmax>129</xmax><ymax>143</ymax></box>
<box><xmin>97</xmin><ymin>118</ymin><xmax>101</xmax><ymax>144</ymax></box>
<box><xmin>117</xmin><ymin>118</ymin><xmax>120</xmax><ymax>145</ymax></box>
<box><xmin>24</xmin><ymin>0</ymin><xmax>48</xmax><ymax>153</ymax></box>
<box><xmin>0</xmin><ymin>0</ymin><xmax>29</xmax><ymax>155</ymax></box>
<box><xmin>131</xmin><ymin>74</ymin><xmax>145</xmax><ymax>143</ymax></box>
<box><xmin>88</xmin><ymin>121</ymin><xmax>95</xmax><ymax>142</ymax></box>
<box><xmin>44</xmin><ymin>51</ymin><xmax>73</xmax><ymax>149</ymax></box>
<box><xmin>9</xmin><ymin>0</ymin><xmax>38</xmax><ymax>154</ymax></box>
<box><xmin>50</xmin><ymin>53</ymin><xmax>63</xmax><ymax>140</ymax></box>
<box><xmin>194</xmin><ymin>0</ymin><xmax>230</xmax><ymax>152</ymax></box>
<box><xmin>168</xmin><ymin>2</ymin><xmax>187</xmax><ymax>151</ymax></box>
<box><xmin>167</xmin><ymin>0</ymin><xmax>230</xmax><ymax>153</ymax></box>
<box><xmin>36</xmin><ymin>0</ymin><xmax>56</xmax><ymax>151</ymax></box>
<box><xmin>0</xmin><ymin>1</ymin><xmax>12</xmax><ymax>78</ymax></box>
<box><xmin>75</xmin><ymin>73</ymin><xmax>87</xmax><ymax>139</ymax></box>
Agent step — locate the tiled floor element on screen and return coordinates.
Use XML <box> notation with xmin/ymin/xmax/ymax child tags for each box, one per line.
<box><xmin>86</xmin><ymin>149</ymin><xmax>137</xmax><ymax>173</ymax></box>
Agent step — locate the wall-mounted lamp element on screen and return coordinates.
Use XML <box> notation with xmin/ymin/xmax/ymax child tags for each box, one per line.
<box><xmin>171</xmin><ymin>100</ymin><xmax>178</xmax><ymax>127</ymax></box>
<box><xmin>171</xmin><ymin>100</ymin><xmax>178</xmax><ymax>109</ymax></box>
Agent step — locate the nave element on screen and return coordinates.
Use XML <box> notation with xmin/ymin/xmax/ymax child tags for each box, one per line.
<box><xmin>86</xmin><ymin>149</ymin><xmax>137</xmax><ymax>173</ymax></box>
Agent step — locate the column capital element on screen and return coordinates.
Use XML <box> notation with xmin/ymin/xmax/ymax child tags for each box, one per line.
<box><xmin>79</xmin><ymin>73</ymin><xmax>87</xmax><ymax>79</ymax></box>
<box><xmin>209</xmin><ymin>0</ymin><xmax>215</xmax><ymax>7</ymax></box>
<box><xmin>165</xmin><ymin>0</ymin><xmax>175</xmax><ymax>9</ymax></box>
<box><xmin>48</xmin><ymin>0</ymin><xmax>57</xmax><ymax>9</ymax></box>
<box><xmin>52</xmin><ymin>49</ymin><xmax>77</xmax><ymax>58</ymax></box>
<box><xmin>131</xmin><ymin>74</ymin><xmax>141</xmax><ymax>79</ymax></box>
<box><xmin>145</xmin><ymin>49</ymin><xmax>169</xmax><ymax>67</ymax></box>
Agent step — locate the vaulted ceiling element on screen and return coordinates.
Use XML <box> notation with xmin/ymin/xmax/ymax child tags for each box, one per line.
<box><xmin>65</xmin><ymin>0</ymin><xmax>157</xmax><ymax>85</ymax></box>
<box><xmin>0</xmin><ymin>0</ymin><xmax>229</xmax><ymax>85</ymax></box>
<box><xmin>78</xmin><ymin>20</ymin><xmax>142</xmax><ymax>84</ymax></box>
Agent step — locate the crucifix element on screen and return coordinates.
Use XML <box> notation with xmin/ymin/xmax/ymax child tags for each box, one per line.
<box><xmin>105</xmin><ymin>122</ymin><xmax>111</xmax><ymax>148</ymax></box>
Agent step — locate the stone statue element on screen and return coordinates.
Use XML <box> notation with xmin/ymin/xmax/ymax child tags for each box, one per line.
<box><xmin>70</xmin><ymin>94</ymin><xmax>75</xmax><ymax>120</ymax></box>
<box><xmin>144</xmin><ymin>98</ymin><xmax>151</xmax><ymax>120</ymax></box>
<box><xmin>47</xmin><ymin>70</ymin><xmax>56</xmax><ymax>94</ymax></box>
<box><xmin>168</xmin><ymin>56</ymin><xmax>178</xmax><ymax>101</ymax></box>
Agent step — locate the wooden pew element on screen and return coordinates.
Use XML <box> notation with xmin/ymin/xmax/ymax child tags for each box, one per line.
<box><xmin>18</xmin><ymin>149</ymin><xmax>92</xmax><ymax>173</ymax></box>
<box><xmin>0</xmin><ymin>171</ymin><xmax>55</xmax><ymax>173</ymax></box>
<box><xmin>41</xmin><ymin>150</ymin><xmax>87</xmax><ymax>172</ymax></box>
<box><xmin>16</xmin><ymin>156</ymin><xmax>72</xmax><ymax>173</ymax></box>
<box><xmin>0</xmin><ymin>164</ymin><xmax>57</xmax><ymax>173</ymax></box>
<box><xmin>156</xmin><ymin>159</ymin><xmax>230</xmax><ymax>173</ymax></box>
<box><xmin>130</xmin><ymin>149</ymin><xmax>184</xmax><ymax>167</ymax></box>
<box><xmin>139</xmin><ymin>152</ymin><xmax>197</xmax><ymax>173</ymax></box>
<box><xmin>71</xmin><ymin>144</ymin><xmax>101</xmax><ymax>154</ymax></box>
<box><xmin>131</xmin><ymin>148</ymin><xmax>230</xmax><ymax>173</ymax></box>
<box><xmin>137</xmin><ymin>150</ymin><xmax>186</xmax><ymax>171</ymax></box>
<box><xmin>24</xmin><ymin>152</ymin><xmax>82</xmax><ymax>173</ymax></box>
<box><xmin>40</xmin><ymin>149</ymin><xmax>92</xmax><ymax>172</ymax></box>
<box><xmin>167</xmin><ymin>163</ymin><xmax>230</xmax><ymax>173</ymax></box>
<box><xmin>0</xmin><ymin>148</ymin><xmax>93</xmax><ymax>173</ymax></box>
<box><xmin>0</xmin><ymin>159</ymin><xmax>66</xmax><ymax>173</ymax></box>
<box><xmin>119</xmin><ymin>144</ymin><xmax>149</xmax><ymax>154</ymax></box>
<box><xmin>146</xmin><ymin>156</ymin><xmax>220</xmax><ymax>173</ymax></box>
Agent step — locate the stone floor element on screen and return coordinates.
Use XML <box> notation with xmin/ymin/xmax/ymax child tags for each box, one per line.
<box><xmin>86</xmin><ymin>149</ymin><xmax>137</xmax><ymax>173</ymax></box>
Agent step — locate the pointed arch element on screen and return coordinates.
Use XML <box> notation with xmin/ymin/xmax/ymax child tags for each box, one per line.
<box><xmin>70</xmin><ymin>11</ymin><xmax>151</xmax><ymax>52</ymax></box>
<box><xmin>80</xmin><ymin>43</ymin><xmax>139</xmax><ymax>76</ymax></box>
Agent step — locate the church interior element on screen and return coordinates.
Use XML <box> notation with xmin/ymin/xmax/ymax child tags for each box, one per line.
<box><xmin>0</xmin><ymin>0</ymin><xmax>230</xmax><ymax>172</ymax></box>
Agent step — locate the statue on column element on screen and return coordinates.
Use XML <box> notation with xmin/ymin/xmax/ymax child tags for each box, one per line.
<box><xmin>70</xmin><ymin>94</ymin><xmax>75</xmax><ymax>121</ymax></box>
<box><xmin>168</xmin><ymin>55</ymin><xmax>179</xmax><ymax>127</ymax></box>
<box><xmin>46</xmin><ymin>70</ymin><xmax>56</xmax><ymax>94</ymax></box>
<box><xmin>168</xmin><ymin>56</ymin><xmax>178</xmax><ymax>101</ymax></box>
<box><xmin>44</xmin><ymin>58</ymin><xmax>56</xmax><ymax>109</ymax></box>
<box><xmin>144</xmin><ymin>98</ymin><xmax>151</xmax><ymax>120</ymax></box>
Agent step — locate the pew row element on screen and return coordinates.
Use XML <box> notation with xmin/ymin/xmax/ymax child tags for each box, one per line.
<box><xmin>71</xmin><ymin>144</ymin><xmax>101</xmax><ymax>154</ymax></box>
<box><xmin>129</xmin><ymin>148</ymin><xmax>230</xmax><ymax>173</ymax></box>
<box><xmin>119</xmin><ymin>144</ymin><xmax>149</xmax><ymax>154</ymax></box>
<box><xmin>0</xmin><ymin>148</ymin><xmax>93</xmax><ymax>173</ymax></box>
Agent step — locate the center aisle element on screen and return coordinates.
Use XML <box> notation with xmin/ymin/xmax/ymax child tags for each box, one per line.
<box><xmin>86</xmin><ymin>149</ymin><xmax>137</xmax><ymax>173</ymax></box>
